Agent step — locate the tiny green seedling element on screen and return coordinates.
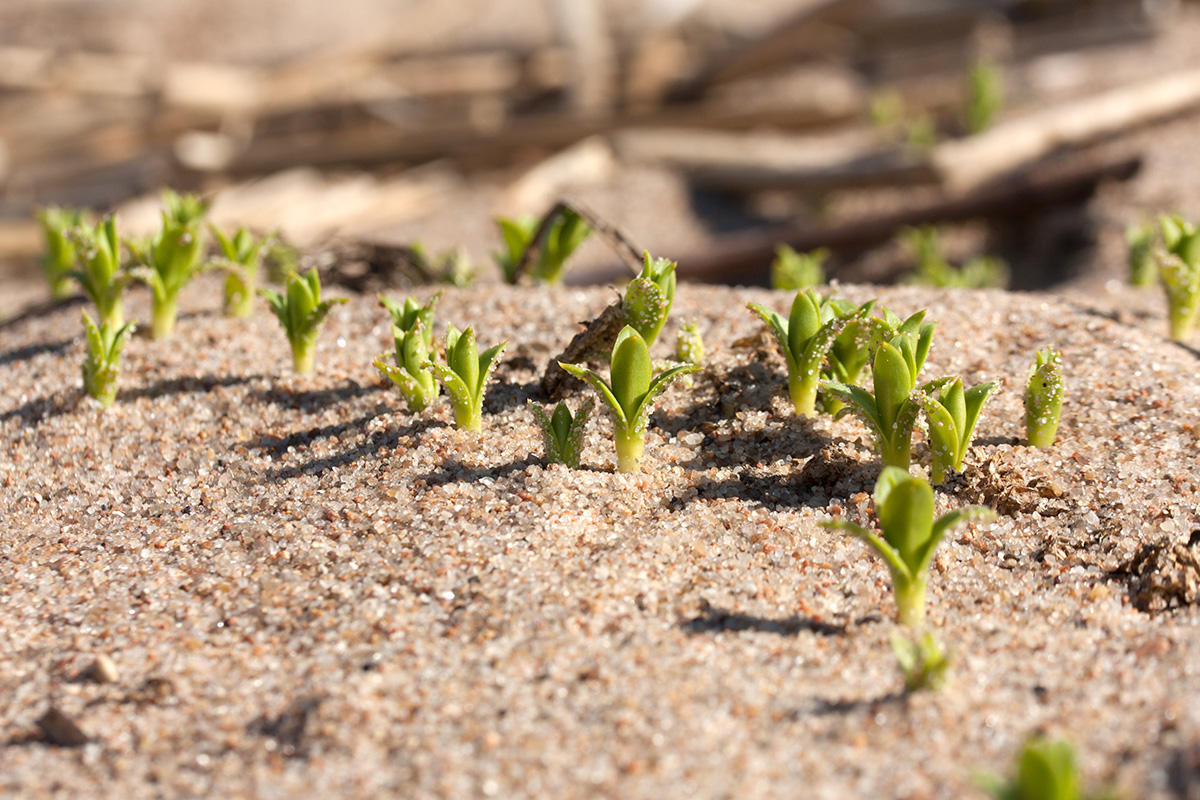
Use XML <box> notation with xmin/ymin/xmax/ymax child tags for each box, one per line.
<box><xmin>748</xmin><ymin>289</ymin><xmax>871</xmax><ymax>417</ymax></box>
<box><xmin>128</xmin><ymin>191</ymin><xmax>212</xmax><ymax>339</ymax></box>
<box><xmin>902</xmin><ymin>226</ymin><xmax>1007</xmax><ymax>289</ymax></box>
<box><xmin>37</xmin><ymin>206</ymin><xmax>86</xmax><ymax>301</ymax></box>
<box><xmin>423</xmin><ymin>325</ymin><xmax>507</xmax><ymax>431</ymax></box>
<box><xmin>1157</xmin><ymin>214</ymin><xmax>1200</xmax><ymax>342</ymax></box>
<box><xmin>820</xmin><ymin>296</ymin><xmax>881</xmax><ymax>415</ymax></box>
<box><xmin>913</xmin><ymin>376</ymin><xmax>996</xmax><ymax>483</ymax></box>
<box><xmin>530</xmin><ymin>398</ymin><xmax>594</xmax><ymax>469</ymax></box>
<box><xmin>771</xmin><ymin>244</ymin><xmax>827</xmax><ymax>291</ymax></box>
<box><xmin>492</xmin><ymin>209</ymin><xmax>591</xmax><ymax>284</ymax></box>
<box><xmin>980</xmin><ymin>737</ymin><xmax>1116</xmax><ymax>800</ymax></box>
<box><xmin>560</xmin><ymin>326</ymin><xmax>698</xmax><ymax>473</ymax></box>
<box><xmin>70</xmin><ymin>215</ymin><xmax>131</xmax><ymax>329</ymax></box>
<box><xmin>675</xmin><ymin>319</ymin><xmax>704</xmax><ymax>366</ymax></box>
<box><xmin>212</xmin><ymin>226</ymin><xmax>269</xmax><ymax>318</ymax></box>
<box><xmin>623</xmin><ymin>252</ymin><xmax>677</xmax><ymax>348</ymax></box>
<box><xmin>965</xmin><ymin>58</ymin><xmax>1004</xmax><ymax>134</ymax></box>
<box><xmin>259</xmin><ymin>268</ymin><xmax>348</xmax><ymax>374</ymax></box>
<box><xmin>493</xmin><ymin>216</ymin><xmax>537</xmax><ymax>284</ymax></box>
<box><xmin>822</xmin><ymin>312</ymin><xmax>936</xmax><ymax>469</ymax></box>
<box><xmin>1125</xmin><ymin>220</ymin><xmax>1156</xmax><ymax>288</ymax></box>
<box><xmin>822</xmin><ymin>467</ymin><xmax>993</xmax><ymax>627</ymax></box>
<box><xmin>81</xmin><ymin>311</ymin><xmax>135</xmax><ymax>409</ymax></box>
<box><xmin>892</xmin><ymin>629</ymin><xmax>951</xmax><ymax>692</ymax></box>
<box><xmin>1024</xmin><ymin>348</ymin><xmax>1064</xmax><ymax>448</ymax></box>
<box><xmin>380</xmin><ymin>292</ymin><xmax>439</xmax><ymax>347</ymax></box>
<box><xmin>374</xmin><ymin>323</ymin><xmax>438</xmax><ymax>413</ymax></box>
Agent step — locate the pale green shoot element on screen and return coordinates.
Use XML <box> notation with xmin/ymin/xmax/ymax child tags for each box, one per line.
<box><xmin>81</xmin><ymin>311</ymin><xmax>135</xmax><ymax>409</ymax></box>
<box><xmin>212</xmin><ymin>226</ymin><xmax>269</xmax><ymax>318</ymax></box>
<box><xmin>128</xmin><ymin>191</ymin><xmax>212</xmax><ymax>339</ymax></box>
<box><xmin>980</xmin><ymin>737</ymin><xmax>1117</xmax><ymax>800</ymax></box>
<box><xmin>423</xmin><ymin>325</ymin><xmax>507</xmax><ymax>431</ymax></box>
<box><xmin>374</xmin><ymin>322</ymin><xmax>437</xmax><ymax>413</ymax></box>
<box><xmin>770</xmin><ymin>244</ymin><xmax>827</xmax><ymax>291</ymax></box>
<box><xmin>70</xmin><ymin>216</ymin><xmax>132</xmax><ymax>329</ymax></box>
<box><xmin>622</xmin><ymin>252</ymin><xmax>677</xmax><ymax>348</ymax></box>
<box><xmin>379</xmin><ymin>292</ymin><xmax>439</xmax><ymax>349</ymax></box>
<box><xmin>1158</xmin><ymin>214</ymin><xmax>1200</xmax><ymax>342</ymax></box>
<box><xmin>530</xmin><ymin>398</ymin><xmax>594</xmax><ymax>469</ymax></box>
<box><xmin>913</xmin><ymin>376</ymin><xmax>996</xmax><ymax>482</ymax></box>
<box><xmin>259</xmin><ymin>268</ymin><xmax>347</xmax><ymax>374</ymax></box>
<box><xmin>1024</xmin><ymin>348</ymin><xmax>1064</xmax><ymax>448</ymax></box>
<box><xmin>1125</xmin><ymin>220</ymin><xmax>1156</xmax><ymax>288</ymax></box>
<box><xmin>892</xmin><ymin>629</ymin><xmax>951</xmax><ymax>692</ymax></box>
<box><xmin>37</xmin><ymin>206</ymin><xmax>86</xmax><ymax>301</ymax></box>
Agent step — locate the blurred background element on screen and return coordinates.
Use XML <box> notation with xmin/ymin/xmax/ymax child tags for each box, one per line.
<box><xmin>3</xmin><ymin>0</ymin><xmax>1200</xmax><ymax>314</ymax></box>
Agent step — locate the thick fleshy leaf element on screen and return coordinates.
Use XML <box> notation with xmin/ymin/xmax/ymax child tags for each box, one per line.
<box><xmin>913</xmin><ymin>390</ymin><xmax>960</xmax><ymax>480</ymax></box>
<box><xmin>1015</xmin><ymin>739</ymin><xmax>1080</xmax><ymax>800</ymax></box>
<box><xmin>558</xmin><ymin>362</ymin><xmax>627</xmax><ymax>425</ymax></box>
<box><xmin>610</xmin><ymin>326</ymin><xmax>652</xmax><ymax>419</ymax></box>
<box><xmin>822</xmin><ymin>519</ymin><xmax>913</xmax><ymax>584</ymax></box>
<box><xmin>786</xmin><ymin>289</ymin><xmax>821</xmax><ymax>358</ymax></box>
<box><xmin>873</xmin><ymin>341</ymin><xmax>913</xmax><ymax>433</ymax></box>
<box><xmin>747</xmin><ymin>303</ymin><xmax>790</xmax><ymax>357</ymax></box>
<box><xmin>448</xmin><ymin>326</ymin><xmax>480</xmax><ymax>395</ymax></box>
<box><xmin>623</xmin><ymin>277</ymin><xmax>669</xmax><ymax>346</ymax></box>
<box><xmin>920</xmin><ymin>505</ymin><xmax>994</xmax><ymax>576</ymax></box>
<box><xmin>821</xmin><ymin>379</ymin><xmax>882</xmax><ymax>432</ymax></box>
<box><xmin>874</xmin><ymin>466</ymin><xmax>934</xmax><ymax>570</ymax></box>
<box><xmin>424</xmin><ymin>361</ymin><xmax>473</xmax><ymax>411</ymax></box>
<box><xmin>474</xmin><ymin>341</ymin><xmax>508</xmax><ymax>403</ymax></box>
<box><xmin>961</xmin><ymin>381</ymin><xmax>997</xmax><ymax>452</ymax></box>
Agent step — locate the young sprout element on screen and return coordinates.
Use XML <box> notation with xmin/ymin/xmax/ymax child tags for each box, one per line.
<box><xmin>1024</xmin><ymin>348</ymin><xmax>1064</xmax><ymax>448</ymax></box>
<box><xmin>70</xmin><ymin>216</ymin><xmax>131</xmax><ymax>329</ymax></box>
<box><xmin>37</xmin><ymin>206</ymin><xmax>86</xmax><ymax>301</ymax></box>
<box><xmin>491</xmin><ymin>209</ymin><xmax>591</xmax><ymax>285</ymax></box>
<box><xmin>423</xmin><ymin>325</ymin><xmax>507</xmax><ymax>431</ymax></box>
<box><xmin>622</xmin><ymin>252</ymin><xmax>677</xmax><ymax>348</ymax></box>
<box><xmin>748</xmin><ymin>289</ymin><xmax>871</xmax><ymax>417</ymax></box>
<box><xmin>965</xmin><ymin>58</ymin><xmax>1004</xmax><ymax>134</ymax></box>
<box><xmin>128</xmin><ymin>191</ymin><xmax>212</xmax><ymax>339</ymax></box>
<box><xmin>822</xmin><ymin>312</ymin><xmax>936</xmax><ymax>469</ymax></box>
<box><xmin>374</xmin><ymin>322</ymin><xmax>438</xmax><ymax>413</ymax></box>
<box><xmin>675</xmin><ymin>319</ymin><xmax>704</xmax><ymax>366</ymax></box>
<box><xmin>902</xmin><ymin>226</ymin><xmax>1007</xmax><ymax>289</ymax></box>
<box><xmin>1157</xmin><ymin>214</ymin><xmax>1200</xmax><ymax>342</ymax></box>
<box><xmin>770</xmin><ymin>244</ymin><xmax>827</xmax><ymax>291</ymax></box>
<box><xmin>820</xmin><ymin>296</ymin><xmax>881</xmax><ymax>415</ymax></box>
<box><xmin>892</xmin><ymin>629</ymin><xmax>951</xmax><ymax>693</ymax></box>
<box><xmin>822</xmin><ymin>467</ymin><xmax>993</xmax><ymax>626</ymax></box>
<box><xmin>212</xmin><ymin>226</ymin><xmax>269</xmax><ymax>318</ymax></box>
<box><xmin>913</xmin><ymin>376</ymin><xmax>997</xmax><ymax>483</ymax></box>
<box><xmin>81</xmin><ymin>311</ymin><xmax>135</xmax><ymax>409</ymax></box>
<box><xmin>981</xmin><ymin>738</ymin><xmax>1115</xmax><ymax>800</ymax></box>
<box><xmin>259</xmin><ymin>268</ymin><xmax>348</xmax><ymax>374</ymax></box>
<box><xmin>493</xmin><ymin>215</ymin><xmax>537</xmax><ymax>284</ymax></box>
<box><xmin>530</xmin><ymin>398</ymin><xmax>594</xmax><ymax>469</ymax></box>
<box><xmin>379</xmin><ymin>292</ymin><xmax>439</xmax><ymax>348</ymax></box>
<box><xmin>560</xmin><ymin>326</ymin><xmax>699</xmax><ymax>473</ymax></box>
<box><xmin>1125</xmin><ymin>220</ymin><xmax>1156</xmax><ymax>288</ymax></box>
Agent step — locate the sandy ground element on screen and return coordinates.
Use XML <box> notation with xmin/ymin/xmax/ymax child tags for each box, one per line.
<box><xmin>2</xmin><ymin>271</ymin><xmax>1200</xmax><ymax>798</ymax></box>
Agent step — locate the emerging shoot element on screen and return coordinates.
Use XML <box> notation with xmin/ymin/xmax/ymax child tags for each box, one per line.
<box><xmin>1125</xmin><ymin>220</ymin><xmax>1156</xmax><ymax>288</ymax></box>
<box><xmin>492</xmin><ymin>209</ymin><xmax>591</xmax><ymax>284</ymax></box>
<box><xmin>1157</xmin><ymin>214</ymin><xmax>1200</xmax><ymax>342</ymax></box>
<box><xmin>560</xmin><ymin>326</ymin><xmax>698</xmax><ymax>473</ymax></box>
<box><xmin>379</xmin><ymin>292</ymin><xmax>439</xmax><ymax>348</ymax></box>
<box><xmin>965</xmin><ymin>58</ymin><xmax>1004</xmax><ymax>134</ymax></box>
<box><xmin>70</xmin><ymin>216</ymin><xmax>130</xmax><ymax>329</ymax></box>
<box><xmin>212</xmin><ymin>226</ymin><xmax>269</xmax><ymax>318</ymax></box>
<box><xmin>892</xmin><ymin>629</ymin><xmax>951</xmax><ymax>693</ymax></box>
<box><xmin>770</xmin><ymin>244</ymin><xmax>827</xmax><ymax>291</ymax></box>
<box><xmin>622</xmin><ymin>252</ymin><xmax>677</xmax><ymax>348</ymax></box>
<box><xmin>1024</xmin><ymin>348</ymin><xmax>1064</xmax><ymax>448</ymax></box>
<box><xmin>374</xmin><ymin>322</ymin><xmax>438</xmax><ymax>413</ymax></box>
<box><xmin>37</xmin><ymin>206</ymin><xmax>86</xmax><ymax>301</ymax></box>
<box><xmin>822</xmin><ymin>467</ymin><xmax>993</xmax><ymax>627</ymax></box>
<box><xmin>423</xmin><ymin>325</ymin><xmax>507</xmax><ymax>431</ymax></box>
<box><xmin>260</xmin><ymin>268</ymin><xmax>348</xmax><ymax>374</ymax></box>
<box><xmin>81</xmin><ymin>311</ymin><xmax>135</xmax><ymax>409</ymax></box>
<box><xmin>128</xmin><ymin>190</ymin><xmax>212</xmax><ymax>339</ymax></box>
<box><xmin>981</xmin><ymin>737</ymin><xmax>1115</xmax><ymax>800</ymax></box>
<box><xmin>913</xmin><ymin>376</ymin><xmax>997</xmax><ymax>482</ymax></box>
<box><xmin>530</xmin><ymin>398</ymin><xmax>594</xmax><ymax>469</ymax></box>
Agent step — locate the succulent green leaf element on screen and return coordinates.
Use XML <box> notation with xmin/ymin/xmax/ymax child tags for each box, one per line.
<box><xmin>630</xmin><ymin>361</ymin><xmax>701</xmax><ymax>429</ymax></box>
<box><xmin>874</xmin><ymin>341</ymin><xmax>913</xmax><ymax>433</ymax></box>
<box><xmin>610</xmin><ymin>326</ymin><xmax>652</xmax><ymax>419</ymax></box>
<box><xmin>787</xmin><ymin>289</ymin><xmax>822</xmax><ymax>358</ymax></box>
<box><xmin>747</xmin><ymin>302</ymin><xmax>791</xmax><ymax>356</ymax></box>
<box><xmin>531</xmin><ymin>397</ymin><xmax>593</xmax><ymax>468</ymax></box>
<box><xmin>1025</xmin><ymin>348</ymin><xmax>1064</xmax><ymax>447</ymax></box>
<box><xmin>921</xmin><ymin>505</ymin><xmax>994</xmax><ymax>577</ymax></box>
<box><xmin>822</xmin><ymin>519</ymin><xmax>913</xmax><ymax>585</ymax></box>
<box><xmin>475</xmin><ymin>341</ymin><xmax>508</xmax><ymax>403</ymax></box>
<box><xmin>447</xmin><ymin>326</ymin><xmax>480</xmax><ymax>395</ymax></box>
<box><xmin>875</xmin><ymin>466</ymin><xmax>934</xmax><ymax>568</ymax></box>
<box><xmin>558</xmin><ymin>362</ymin><xmax>627</xmax><ymax>426</ymax></box>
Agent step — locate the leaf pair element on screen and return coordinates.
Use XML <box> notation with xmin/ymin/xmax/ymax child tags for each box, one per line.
<box><xmin>823</xmin><ymin>467</ymin><xmax>993</xmax><ymax>626</ymax></box>
<box><xmin>374</xmin><ymin>293</ymin><xmax>441</xmax><ymax>412</ymax></box>
<box><xmin>560</xmin><ymin>326</ymin><xmax>698</xmax><ymax>473</ymax></box>
<box><xmin>212</xmin><ymin>226</ymin><xmax>270</xmax><ymax>318</ymax></box>
<box><xmin>423</xmin><ymin>326</ymin><xmax>507</xmax><ymax>431</ymax></box>
<box><xmin>81</xmin><ymin>311</ymin><xmax>135</xmax><ymax>409</ymax></box>
<box><xmin>260</xmin><ymin>269</ymin><xmax>347</xmax><ymax>374</ymax></box>
<box><xmin>530</xmin><ymin>398</ymin><xmax>594</xmax><ymax>469</ymax></box>
<box><xmin>913</xmin><ymin>376</ymin><xmax>996</xmax><ymax>482</ymax></box>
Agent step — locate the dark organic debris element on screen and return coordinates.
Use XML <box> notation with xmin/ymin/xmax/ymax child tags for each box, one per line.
<box><xmin>1126</xmin><ymin>536</ymin><xmax>1200</xmax><ymax>613</ymax></box>
<box><xmin>36</xmin><ymin>706</ymin><xmax>90</xmax><ymax>748</ymax></box>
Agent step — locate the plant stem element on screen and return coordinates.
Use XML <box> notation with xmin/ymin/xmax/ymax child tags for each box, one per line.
<box><xmin>788</xmin><ymin>371</ymin><xmax>818</xmax><ymax>417</ymax></box>
<box><xmin>452</xmin><ymin>402</ymin><xmax>482</xmax><ymax>432</ymax></box>
<box><xmin>291</xmin><ymin>342</ymin><xmax>316</xmax><ymax>375</ymax></box>
<box><xmin>150</xmin><ymin>295</ymin><xmax>178</xmax><ymax>340</ymax></box>
<box><xmin>614</xmin><ymin>427</ymin><xmax>645</xmax><ymax>473</ymax></box>
<box><xmin>881</xmin><ymin>435</ymin><xmax>912</xmax><ymax>470</ymax></box>
<box><xmin>894</xmin><ymin>576</ymin><xmax>927</xmax><ymax>628</ymax></box>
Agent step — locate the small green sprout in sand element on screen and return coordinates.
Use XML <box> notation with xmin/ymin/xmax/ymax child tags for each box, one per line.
<box><xmin>530</xmin><ymin>398</ymin><xmax>594</xmax><ymax>469</ymax></box>
<box><xmin>70</xmin><ymin>215</ymin><xmax>131</xmax><ymax>329</ymax></box>
<box><xmin>623</xmin><ymin>252</ymin><xmax>677</xmax><ymax>348</ymax></box>
<box><xmin>1024</xmin><ymin>348</ymin><xmax>1064</xmax><ymax>448</ymax></box>
<box><xmin>260</xmin><ymin>268</ymin><xmax>348</xmax><ymax>374</ymax></box>
<box><xmin>748</xmin><ymin>289</ymin><xmax>871</xmax><ymax>418</ymax></box>
<box><xmin>892</xmin><ymin>629</ymin><xmax>951</xmax><ymax>693</ymax></box>
<box><xmin>212</xmin><ymin>226</ymin><xmax>269</xmax><ymax>318</ymax></box>
<box><xmin>913</xmin><ymin>376</ymin><xmax>996</xmax><ymax>483</ymax></box>
<box><xmin>675</xmin><ymin>319</ymin><xmax>704</xmax><ymax>365</ymax></box>
<box><xmin>492</xmin><ymin>208</ymin><xmax>591</xmax><ymax>284</ymax></box>
<box><xmin>1157</xmin><ymin>214</ymin><xmax>1200</xmax><ymax>342</ymax></box>
<box><xmin>37</xmin><ymin>206</ymin><xmax>86</xmax><ymax>301</ymax></box>
<box><xmin>965</xmin><ymin>58</ymin><xmax>1004</xmax><ymax>135</ymax></box>
<box><xmin>820</xmin><ymin>296</ymin><xmax>881</xmax><ymax>415</ymax></box>
<box><xmin>560</xmin><ymin>326</ymin><xmax>699</xmax><ymax>473</ymax></box>
<box><xmin>81</xmin><ymin>311</ymin><xmax>135</xmax><ymax>409</ymax></box>
<box><xmin>380</xmin><ymin>292</ymin><xmax>439</xmax><ymax>344</ymax></box>
<box><xmin>822</xmin><ymin>467</ymin><xmax>993</xmax><ymax>627</ymax></box>
<box><xmin>423</xmin><ymin>325</ymin><xmax>507</xmax><ymax>431</ymax></box>
<box><xmin>1125</xmin><ymin>220</ymin><xmax>1156</xmax><ymax>288</ymax></box>
<box><xmin>822</xmin><ymin>312</ymin><xmax>936</xmax><ymax>469</ymax></box>
<box><xmin>128</xmin><ymin>190</ymin><xmax>212</xmax><ymax>339</ymax></box>
<box><xmin>374</xmin><ymin>323</ymin><xmax>438</xmax><ymax>413</ymax></box>
<box><xmin>771</xmin><ymin>244</ymin><xmax>827</xmax><ymax>291</ymax></box>
<box><xmin>981</xmin><ymin>737</ymin><xmax>1116</xmax><ymax>800</ymax></box>
<box><xmin>902</xmin><ymin>226</ymin><xmax>1007</xmax><ymax>289</ymax></box>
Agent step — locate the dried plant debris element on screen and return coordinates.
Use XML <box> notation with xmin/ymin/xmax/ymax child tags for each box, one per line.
<box><xmin>35</xmin><ymin>707</ymin><xmax>90</xmax><ymax>748</ymax></box>
<box><xmin>1126</xmin><ymin>534</ymin><xmax>1200</xmax><ymax>613</ymax></box>
<box><xmin>542</xmin><ymin>299</ymin><xmax>626</xmax><ymax>399</ymax></box>
<box><xmin>955</xmin><ymin>450</ymin><xmax>1075</xmax><ymax>517</ymax></box>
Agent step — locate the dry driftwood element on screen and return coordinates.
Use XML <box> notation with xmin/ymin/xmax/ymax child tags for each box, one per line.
<box><xmin>541</xmin><ymin>299</ymin><xmax>626</xmax><ymax>400</ymax></box>
<box><xmin>509</xmin><ymin>199</ymin><xmax>644</xmax><ymax>285</ymax></box>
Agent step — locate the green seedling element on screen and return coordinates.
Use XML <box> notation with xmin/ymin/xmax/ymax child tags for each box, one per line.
<box><xmin>981</xmin><ymin>737</ymin><xmax>1117</xmax><ymax>800</ymax></box>
<box><xmin>965</xmin><ymin>58</ymin><xmax>1004</xmax><ymax>134</ymax></box>
<box><xmin>748</xmin><ymin>289</ymin><xmax>872</xmax><ymax>417</ymax></box>
<box><xmin>771</xmin><ymin>244</ymin><xmax>827</xmax><ymax>291</ymax></box>
<box><xmin>902</xmin><ymin>226</ymin><xmax>1007</xmax><ymax>289</ymax></box>
<box><xmin>380</xmin><ymin>292</ymin><xmax>440</xmax><ymax>348</ymax></box>
<box><xmin>128</xmin><ymin>191</ymin><xmax>212</xmax><ymax>339</ymax></box>
<box><xmin>623</xmin><ymin>252</ymin><xmax>677</xmax><ymax>349</ymax></box>
<box><xmin>374</xmin><ymin>323</ymin><xmax>438</xmax><ymax>413</ymax></box>
<box><xmin>70</xmin><ymin>215</ymin><xmax>131</xmax><ymax>329</ymax></box>
<box><xmin>81</xmin><ymin>311</ymin><xmax>135</xmax><ymax>409</ymax></box>
<box><xmin>37</xmin><ymin>206</ymin><xmax>86</xmax><ymax>300</ymax></box>
<box><xmin>913</xmin><ymin>376</ymin><xmax>996</xmax><ymax>483</ymax></box>
<box><xmin>1157</xmin><ymin>214</ymin><xmax>1200</xmax><ymax>342</ymax></box>
<box><xmin>423</xmin><ymin>325</ymin><xmax>507</xmax><ymax>431</ymax></box>
<box><xmin>822</xmin><ymin>312</ymin><xmax>936</xmax><ymax>468</ymax></box>
<box><xmin>892</xmin><ymin>629</ymin><xmax>951</xmax><ymax>692</ymax></box>
<box><xmin>819</xmin><ymin>296</ymin><xmax>883</xmax><ymax>415</ymax></box>
<box><xmin>823</xmin><ymin>467</ymin><xmax>993</xmax><ymax>626</ymax></box>
<box><xmin>212</xmin><ymin>226</ymin><xmax>269</xmax><ymax>318</ymax></box>
<box><xmin>1024</xmin><ymin>348</ymin><xmax>1064</xmax><ymax>448</ymax></box>
<box><xmin>1125</xmin><ymin>220</ymin><xmax>1156</xmax><ymax>288</ymax></box>
<box><xmin>675</xmin><ymin>319</ymin><xmax>704</xmax><ymax>366</ymax></box>
<box><xmin>260</xmin><ymin>268</ymin><xmax>348</xmax><ymax>374</ymax></box>
<box><xmin>492</xmin><ymin>209</ymin><xmax>591</xmax><ymax>284</ymax></box>
<box><xmin>560</xmin><ymin>326</ymin><xmax>699</xmax><ymax>473</ymax></box>
<box><xmin>530</xmin><ymin>398</ymin><xmax>594</xmax><ymax>469</ymax></box>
